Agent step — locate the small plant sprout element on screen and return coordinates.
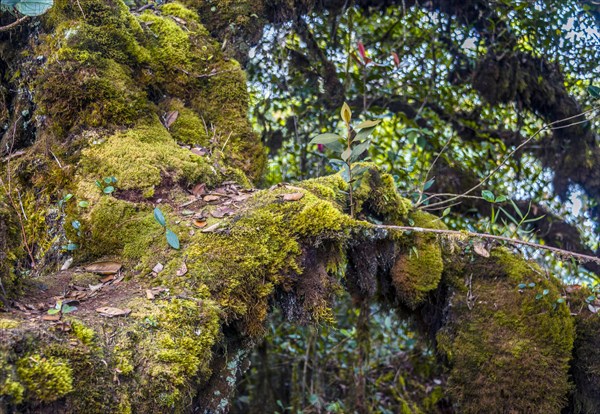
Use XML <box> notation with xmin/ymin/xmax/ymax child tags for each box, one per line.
<box><xmin>95</xmin><ymin>176</ymin><xmax>117</xmax><ymax>194</ymax></box>
<box><xmin>154</xmin><ymin>207</ymin><xmax>180</xmax><ymax>250</ymax></box>
<box><xmin>309</xmin><ymin>102</ymin><xmax>381</xmax><ymax>217</ymax></box>
<box><xmin>47</xmin><ymin>300</ymin><xmax>77</xmax><ymax>316</ymax></box>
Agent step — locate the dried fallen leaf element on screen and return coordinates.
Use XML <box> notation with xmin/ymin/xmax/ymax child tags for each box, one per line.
<box><xmin>201</xmin><ymin>223</ymin><xmax>221</xmax><ymax>233</ymax></box>
<box><xmin>146</xmin><ymin>289</ymin><xmax>155</xmax><ymax>300</ymax></box>
<box><xmin>152</xmin><ymin>263</ymin><xmax>164</xmax><ymax>274</ymax></box>
<box><xmin>589</xmin><ymin>304</ymin><xmax>599</xmax><ymax>314</ymax></box>
<box><xmin>193</xmin><ymin>219</ymin><xmax>207</xmax><ymax>228</ymax></box>
<box><xmin>176</xmin><ymin>262</ymin><xmax>188</xmax><ymax>277</ymax></box>
<box><xmin>203</xmin><ymin>195</ymin><xmax>220</xmax><ymax>202</ymax></box>
<box><xmin>42</xmin><ymin>314</ymin><xmax>61</xmax><ymax>321</ymax></box>
<box><xmin>89</xmin><ymin>283</ymin><xmax>104</xmax><ymax>292</ymax></box>
<box><xmin>100</xmin><ymin>274</ymin><xmax>116</xmax><ymax>283</ymax></box>
<box><xmin>281</xmin><ymin>192</ymin><xmax>304</xmax><ymax>201</ymax></box>
<box><xmin>164</xmin><ymin>111</ymin><xmax>179</xmax><ymax>129</ymax></box>
<box><xmin>192</xmin><ymin>182</ymin><xmax>207</xmax><ymax>196</ymax></box>
<box><xmin>95</xmin><ymin>307</ymin><xmax>132</xmax><ymax>318</ymax></box>
<box><xmin>85</xmin><ymin>261</ymin><xmax>122</xmax><ymax>275</ymax></box>
<box><xmin>473</xmin><ymin>242</ymin><xmax>490</xmax><ymax>258</ymax></box>
<box><xmin>191</xmin><ymin>147</ymin><xmax>208</xmax><ymax>157</ymax></box>
<box><xmin>566</xmin><ymin>284</ymin><xmax>582</xmax><ymax>293</ymax></box>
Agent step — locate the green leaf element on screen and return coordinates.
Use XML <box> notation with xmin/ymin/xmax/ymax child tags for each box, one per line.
<box><xmin>104</xmin><ymin>177</ymin><xmax>112</xmax><ymax>184</ymax></box>
<box><xmin>103</xmin><ymin>186</ymin><xmax>114</xmax><ymax>194</ymax></box>
<box><xmin>78</xmin><ymin>200</ymin><xmax>89</xmax><ymax>208</ymax></box>
<box><xmin>586</xmin><ymin>295</ymin><xmax>596</xmax><ymax>303</ymax></box>
<box><xmin>309</xmin><ymin>133</ymin><xmax>342</xmax><ymax>145</ymax></box>
<box><xmin>350</xmin><ymin>141</ymin><xmax>370</xmax><ymax>161</ymax></box>
<box><xmin>47</xmin><ymin>308</ymin><xmax>60</xmax><ymax>315</ymax></box>
<box><xmin>341</xmin><ymin>148</ymin><xmax>351</xmax><ymax>161</ymax></box>
<box><xmin>341</xmin><ymin>102</ymin><xmax>352</xmax><ymax>124</ymax></box>
<box><xmin>341</xmin><ymin>163</ymin><xmax>350</xmax><ymax>182</ymax></box>
<box><xmin>166</xmin><ymin>228</ymin><xmax>180</xmax><ymax>249</ymax></box>
<box><xmin>495</xmin><ymin>195</ymin><xmax>508</xmax><ymax>203</ymax></box>
<box><xmin>154</xmin><ymin>207</ymin><xmax>166</xmax><ymax>227</ymax></box>
<box><xmin>353</xmin><ymin>126</ymin><xmax>376</xmax><ymax>143</ymax></box>
<box><xmin>355</xmin><ymin>119</ymin><xmax>381</xmax><ymax>129</ymax></box>
<box><xmin>481</xmin><ymin>190</ymin><xmax>495</xmax><ymax>202</ymax></box>
<box><xmin>556</xmin><ymin>298</ymin><xmax>565</xmax><ymax>304</ymax></box>
<box><xmin>64</xmin><ymin>243</ymin><xmax>78</xmax><ymax>251</ymax></box>
<box><xmin>442</xmin><ymin>207</ymin><xmax>451</xmax><ymax>217</ymax></box>
<box><xmin>518</xmin><ymin>283</ymin><xmax>527</xmax><ymax>289</ymax></box>
<box><xmin>71</xmin><ymin>220</ymin><xmax>80</xmax><ymax>230</ymax></box>
<box><xmin>535</xmin><ymin>293</ymin><xmax>543</xmax><ymax>300</ymax></box>
<box><xmin>14</xmin><ymin>0</ymin><xmax>54</xmax><ymax>16</ymax></box>
<box><xmin>423</xmin><ymin>178</ymin><xmax>435</xmax><ymax>191</ymax></box>
<box><xmin>543</xmin><ymin>289</ymin><xmax>549</xmax><ymax>296</ymax></box>
<box><xmin>323</xmin><ymin>140</ymin><xmax>345</xmax><ymax>153</ymax></box>
<box><xmin>528</xmin><ymin>282</ymin><xmax>536</xmax><ymax>288</ymax></box>
<box><xmin>588</xmin><ymin>85</ymin><xmax>600</xmax><ymax>99</ymax></box>
<box><xmin>61</xmin><ymin>304</ymin><xmax>77</xmax><ymax>314</ymax></box>
<box><xmin>351</xmin><ymin>165</ymin><xmax>368</xmax><ymax>176</ymax></box>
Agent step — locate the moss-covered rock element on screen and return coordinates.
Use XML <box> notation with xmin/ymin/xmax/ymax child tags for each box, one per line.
<box><xmin>436</xmin><ymin>248</ymin><xmax>575</xmax><ymax>413</ymax></box>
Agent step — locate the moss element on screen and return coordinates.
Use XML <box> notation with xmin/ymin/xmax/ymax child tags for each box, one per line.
<box><xmin>116</xmin><ymin>297</ymin><xmax>222</xmax><ymax>411</ymax></box>
<box><xmin>79</xmin><ymin>116</ymin><xmax>218</xmax><ymax>194</ymax></box>
<box><xmin>17</xmin><ymin>355</ymin><xmax>73</xmax><ymax>402</ymax></box>
<box><xmin>353</xmin><ymin>165</ymin><xmax>411</xmax><ymax>222</ymax></box>
<box><xmin>0</xmin><ymin>377</ymin><xmax>25</xmax><ymax>404</ymax></box>
<box><xmin>71</xmin><ymin>321</ymin><xmax>96</xmax><ymax>346</ymax></box>
<box><xmin>80</xmin><ymin>196</ymin><xmax>165</xmax><ymax>265</ymax></box>
<box><xmin>437</xmin><ymin>248</ymin><xmax>574</xmax><ymax>413</ymax></box>
<box><xmin>70</xmin><ymin>272</ymin><xmax>101</xmax><ymax>286</ymax></box>
<box><xmin>390</xmin><ymin>210</ymin><xmax>445</xmax><ymax>309</ymax></box>
<box><xmin>164</xmin><ymin>98</ymin><xmax>210</xmax><ymax>146</ymax></box>
<box><xmin>391</xmin><ymin>238</ymin><xmax>444</xmax><ymax>309</ymax></box>
<box><xmin>0</xmin><ymin>318</ymin><xmax>20</xmax><ymax>329</ymax></box>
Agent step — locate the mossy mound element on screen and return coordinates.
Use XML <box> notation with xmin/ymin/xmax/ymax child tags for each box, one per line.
<box><xmin>436</xmin><ymin>248</ymin><xmax>575</xmax><ymax>413</ymax></box>
<box><xmin>391</xmin><ymin>210</ymin><xmax>445</xmax><ymax>309</ymax></box>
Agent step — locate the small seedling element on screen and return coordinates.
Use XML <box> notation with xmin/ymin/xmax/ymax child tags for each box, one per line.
<box><xmin>154</xmin><ymin>207</ymin><xmax>180</xmax><ymax>249</ymax></box>
<box><xmin>47</xmin><ymin>300</ymin><xmax>77</xmax><ymax>316</ymax></box>
<box><xmin>309</xmin><ymin>102</ymin><xmax>381</xmax><ymax>217</ymax></box>
<box><xmin>95</xmin><ymin>176</ymin><xmax>117</xmax><ymax>194</ymax></box>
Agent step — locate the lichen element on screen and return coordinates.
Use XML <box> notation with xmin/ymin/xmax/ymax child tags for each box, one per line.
<box><xmin>16</xmin><ymin>355</ymin><xmax>74</xmax><ymax>402</ymax></box>
<box><xmin>436</xmin><ymin>248</ymin><xmax>574</xmax><ymax>413</ymax></box>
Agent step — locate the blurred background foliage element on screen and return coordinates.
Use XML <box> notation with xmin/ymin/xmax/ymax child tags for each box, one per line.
<box><xmin>232</xmin><ymin>0</ymin><xmax>600</xmax><ymax>412</ymax></box>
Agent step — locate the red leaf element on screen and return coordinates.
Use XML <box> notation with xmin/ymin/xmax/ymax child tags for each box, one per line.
<box><xmin>357</xmin><ymin>41</ymin><xmax>366</xmax><ymax>60</ymax></box>
<box><xmin>392</xmin><ymin>52</ymin><xmax>400</xmax><ymax>67</ymax></box>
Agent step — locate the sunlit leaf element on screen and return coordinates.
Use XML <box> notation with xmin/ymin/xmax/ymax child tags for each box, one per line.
<box><xmin>309</xmin><ymin>133</ymin><xmax>342</xmax><ymax>145</ymax></box>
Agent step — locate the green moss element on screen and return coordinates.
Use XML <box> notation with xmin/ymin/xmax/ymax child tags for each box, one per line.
<box><xmin>390</xmin><ymin>210</ymin><xmax>445</xmax><ymax>308</ymax></box>
<box><xmin>437</xmin><ymin>248</ymin><xmax>574</xmax><ymax>413</ymax></box>
<box><xmin>71</xmin><ymin>321</ymin><xmax>96</xmax><ymax>346</ymax></box>
<box><xmin>117</xmin><ymin>297</ymin><xmax>222</xmax><ymax>410</ymax></box>
<box><xmin>164</xmin><ymin>98</ymin><xmax>210</xmax><ymax>146</ymax></box>
<box><xmin>0</xmin><ymin>377</ymin><xmax>25</xmax><ymax>404</ymax></box>
<box><xmin>79</xmin><ymin>116</ymin><xmax>217</xmax><ymax>194</ymax></box>
<box><xmin>353</xmin><ymin>166</ymin><xmax>411</xmax><ymax>222</ymax></box>
<box><xmin>17</xmin><ymin>355</ymin><xmax>74</xmax><ymax>402</ymax></box>
<box><xmin>391</xmin><ymin>238</ymin><xmax>444</xmax><ymax>309</ymax></box>
<box><xmin>0</xmin><ymin>318</ymin><xmax>20</xmax><ymax>329</ymax></box>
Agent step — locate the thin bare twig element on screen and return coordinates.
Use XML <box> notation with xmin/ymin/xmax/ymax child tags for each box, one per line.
<box><xmin>422</xmin><ymin>106</ymin><xmax>600</xmax><ymax>210</ymax></box>
<box><xmin>0</xmin><ymin>16</ymin><xmax>29</xmax><ymax>33</ymax></box>
<box><xmin>373</xmin><ymin>224</ymin><xmax>600</xmax><ymax>265</ymax></box>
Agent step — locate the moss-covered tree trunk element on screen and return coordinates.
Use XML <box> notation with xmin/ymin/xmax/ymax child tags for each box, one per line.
<box><xmin>0</xmin><ymin>1</ymin><xmax>599</xmax><ymax>413</ymax></box>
